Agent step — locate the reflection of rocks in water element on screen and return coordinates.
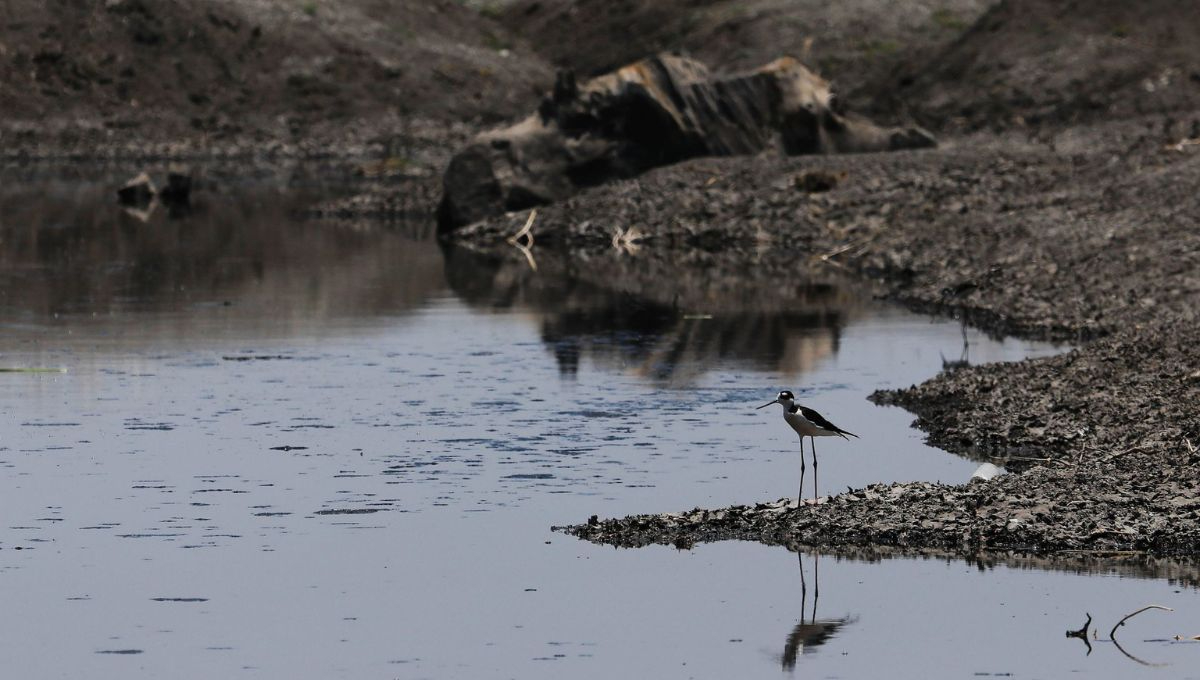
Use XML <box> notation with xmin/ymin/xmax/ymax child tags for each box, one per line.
<box><xmin>0</xmin><ymin>181</ymin><xmax>446</xmax><ymax>341</ymax></box>
<box><xmin>544</xmin><ymin>306</ymin><xmax>843</xmax><ymax>383</ymax></box>
<box><xmin>443</xmin><ymin>244</ymin><xmax>869</xmax><ymax>382</ymax></box>
<box><xmin>781</xmin><ymin>551</ymin><xmax>855</xmax><ymax>670</ymax></box>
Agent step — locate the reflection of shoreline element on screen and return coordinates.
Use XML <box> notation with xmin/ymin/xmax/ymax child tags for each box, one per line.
<box><xmin>443</xmin><ymin>244</ymin><xmax>875</xmax><ymax>383</ymax></box>
<box><xmin>782</xmin><ymin>543</ymin><xmax>1200</xmax><ymax>588</ymax></box>
<box><xmin>0</xmin><ymin>184</ymin><xmax>447</xmax><ymax>350</ymax></box>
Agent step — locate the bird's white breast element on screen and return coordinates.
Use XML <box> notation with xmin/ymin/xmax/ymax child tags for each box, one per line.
<box><xmin>783</xmin><ymin>410</ymin><xmax>821</xmax><ymax>437</ymax></box>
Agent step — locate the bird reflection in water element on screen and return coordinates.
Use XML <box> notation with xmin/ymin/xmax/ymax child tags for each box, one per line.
<box><xmin>940</xmin><ymin>322</ymin><xmax>972</xmax><ymax>372</ymax></box>
<box><xmin>781</xmin><ymin>551</ymin><xmax>856</xmax><ymax>671</ymax></box>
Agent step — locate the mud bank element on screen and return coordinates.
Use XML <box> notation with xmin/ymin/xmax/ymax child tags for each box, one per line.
<box><xmin>555</xmin><ymin>302</ymin><xmax>1198</xmax><ymax>559</ymax></box>
<box><xmin>453</xmin><ymin>116</ymin><xmax>1199</xmax><ymax>340</ymax></box>
<box><xmin>561</xmin><ymin>436</ymin><xmax>1200</xmax><ymax>555</ymax></box>
<box><xmin>513</xmin><ymin>114</ymin><xmax>1200</xmax><ymax>555</ymax></box>
<box><xmin>562</xmin><ymin>325</ymin><xmax>1200</xmax><ymax>556</ymax></box>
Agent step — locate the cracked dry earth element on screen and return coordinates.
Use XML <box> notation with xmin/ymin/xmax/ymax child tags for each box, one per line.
<box><xmin>448</xmin><ymin>117</ymin><xmax>1200</xmax><ymax>556</ymax></box>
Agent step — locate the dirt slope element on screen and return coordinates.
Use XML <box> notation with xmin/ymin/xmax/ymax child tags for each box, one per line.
<box><xmin>499</xmin><ymin>0</ymin><xmax>989</xmax><ymax>112</ymax></box>
<box><xmin>0</xmin><ymin>0</ymin><xmax>552</xmax><ymax>143</ymax></box>
<box><xmin>501</xmin><ymin>0</ymin><xmax>1200</xmax><ymax>132</ymax></box>
<box><xmin>895</xmin><ymin>0</ymin><xmax>1200</xmax><ymax>130</ymax></box>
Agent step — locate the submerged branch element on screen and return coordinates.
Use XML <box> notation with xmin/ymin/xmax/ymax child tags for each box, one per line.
<box><xmin>1109</xmin><ymin>605</ymin><xmax>1173</xmax><ymax>641</ymax></box>
<box><xmin>1111</xmin><ymin>637</ymin><xmax>1169</xmax><ymax>668</ymax></box>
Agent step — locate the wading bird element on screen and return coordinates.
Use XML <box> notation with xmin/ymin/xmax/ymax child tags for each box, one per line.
<box><xmin>757</xmin><ymin>390</ymin><xmax>858</xmax><ymax>504</ymax></box>
<box><xmin>781</xmin><ymin>551</ymin><xmax>855</xmax><ymax>670</ymax></box>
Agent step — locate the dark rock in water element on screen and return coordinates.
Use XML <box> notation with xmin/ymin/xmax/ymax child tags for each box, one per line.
<box><xmin>438</xmin><ymin>53</ymin><xmax>935</xmax><ymax>231</ymax></box>
<box><xmin>159</xmin><ymin>170</ymin><xmax>193</xmax><ymax>218</ymax></box>
<box><xmin>116</xmin><ymin>172</ymin><xmax>156</xmax><ymax>207</ymax></box>
<box><xmin>115</xmin><ymin>170</ymin><xmax>194</xmax><ymax>216</ymax></box>
<box><xmin>159</xmin><ymin>171</ymin><xmax>192</xmax><ymax>207</ymax></box>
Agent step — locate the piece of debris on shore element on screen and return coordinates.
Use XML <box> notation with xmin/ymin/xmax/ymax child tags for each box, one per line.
<box><xmin>437</xmin><ymin>53</ymin><xmax>934</xmax><ymax>231</ymax></box>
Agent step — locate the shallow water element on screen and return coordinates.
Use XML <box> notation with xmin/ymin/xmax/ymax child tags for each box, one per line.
<box><xmin>2</xmin><ymin>181</ymin><xmax>1198</xmax><ymax>679</ymax></box>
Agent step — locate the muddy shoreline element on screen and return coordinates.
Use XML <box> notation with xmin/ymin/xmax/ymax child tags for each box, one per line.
<box><xmin>438</xmin><ymin>116</ymin><xmax>1200</xmax><ymax>557</ymax></box>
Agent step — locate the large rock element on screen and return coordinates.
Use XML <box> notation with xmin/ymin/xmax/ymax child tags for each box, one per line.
<box><xmin>438</xmin><ymin>53</ymin><xmax>934</xmax><ymax>231</ymax></box>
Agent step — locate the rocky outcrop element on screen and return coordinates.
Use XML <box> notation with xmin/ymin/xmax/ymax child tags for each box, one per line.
<box><xmin>438</xmin><ymin>53</ymin><xmax>934</xmax><ymax>231</ymax></box>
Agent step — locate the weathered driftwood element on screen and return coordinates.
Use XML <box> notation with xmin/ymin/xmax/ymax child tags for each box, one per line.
<box><xmin>437</xmin><ymin>53</ymin><xmax>934</xmax><ymax>231</ymax></box>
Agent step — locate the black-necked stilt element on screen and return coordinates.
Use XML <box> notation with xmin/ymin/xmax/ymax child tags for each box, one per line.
<box><xmin>757</xmin><ymin>390</ymin><xmax>858</xmax><ymax>504</ymax></box>
<box><xmin>781</xmin><ymin>551</ymin><xmax>854</xmax><ymax>670</ymax></box>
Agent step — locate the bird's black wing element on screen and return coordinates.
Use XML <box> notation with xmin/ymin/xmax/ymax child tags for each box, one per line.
<box><xmin>798</xmin><ymin>406</ymin><xmax>859</xmax><ymax>438</ymax></box>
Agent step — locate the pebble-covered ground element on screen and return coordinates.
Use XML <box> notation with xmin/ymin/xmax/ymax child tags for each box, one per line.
<box><xmin>446</xmin><ymin>116</ymin><xmax>1200</xmax><ymax>555</ymax></box>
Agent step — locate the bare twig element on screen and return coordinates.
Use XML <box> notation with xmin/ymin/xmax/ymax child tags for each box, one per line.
<box><xmin>1165</xmin><ymin>138</ymin><xmax>1200</xmax><ymax>152</ymax></box>
<box><xmin>1111</xmin><ymin>637</ymin><xmax>1168</xmax><ymax>667</ymax></box>
<box><xmin>513</xmin><ymin>242</ymin><xmax>538</xmax><ymax>272</ymax></box>
<box><xmin>507</xmin><ymin>209</ymin><xmax>537</xmax><ymax>247</ymax></box>
<box><xmin>505</xmin><ymin>209</ymin><xmax>539</xmax><ymax>271</ymax></box>
<box><xmin>817</xmin><ymin>255</ymin><xmax>849</xmax><ymax>270</ymax></box>
<box><xmin>1110</xmin><ymin>605</ymin><xmax>1173</xmax><ymax>641</ymax></box>
<box><xmin>1099</xmin><ymin>442</ymin><xmax>1155</xmax><ymax>463</ymax></box>
<box><xmin>814</xmin><ymin>234</ymin><xmax>876</xmax><ymax>268</ymax></box>
<box><xmin>819</xmin><ymin>241</ymin><xmax>859</xmax><ymax>261</ymax></box>
<box><xmin>612</xmin><ymin>227</ymin><xmax>625</xmax><ymax>249</ymax></box>
<box><xmin>611</xmin><ymin>226</ymin><xmax>645</xmax><ymax>255</ymax></box>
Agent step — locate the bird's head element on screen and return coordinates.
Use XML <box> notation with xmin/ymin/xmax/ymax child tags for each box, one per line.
<box><xmin>757</xmin><ymin>390</ymin><xmax>796</xmax><ymax>410</ymax></box>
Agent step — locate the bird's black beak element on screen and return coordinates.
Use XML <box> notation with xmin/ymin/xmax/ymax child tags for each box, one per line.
<box><xmin>756</xmin><ymin>400</ymin><xmax>777</xmax><ymax>410</ymax></box>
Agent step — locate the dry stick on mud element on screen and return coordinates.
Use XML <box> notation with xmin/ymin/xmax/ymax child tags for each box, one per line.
<box><xmin>507</xmin><ymin>209</ymin><xmax>537</xmax><ymax>247</ymax></box>
<box><xmin>507</xmin><ymin>210</ymin><xmax>539</xmax><ymax>272</ymax></box>
<box><xmin>814</xmin><ymin>235</ymin><xmax>876</xmax><ymax>269</ymax></box>
<box><xmin>611</xmin><ymin>226</ymin><xmax>644</xmax><ymax>254</ymax></box>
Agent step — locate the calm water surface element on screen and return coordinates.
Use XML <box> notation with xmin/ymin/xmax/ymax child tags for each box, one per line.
<box><xmin>2</xmin><ymin>180</ymin><xmax>1198</xmax><ymax>679</ymax></box>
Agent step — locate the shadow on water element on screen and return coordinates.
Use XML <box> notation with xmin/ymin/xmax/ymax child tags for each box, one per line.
<box><xmin>781</xmin><ymin>551</ymin><xmax>856</xmax><ymax>671</ymax></box>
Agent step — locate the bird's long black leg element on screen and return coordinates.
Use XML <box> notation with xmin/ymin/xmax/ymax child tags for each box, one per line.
<box><xmin>811</xmin><ymin>436</ymin><xmax>819</xmax><ymax>503</ymax></box>
<box><xmin>813</xmin><ymin>552</ymin><xmax>820</xmax><ymax>619</ymax></box>
<box><xmin>798</xmin><ymin>551</ymin><xmax>807</xmax><ymax>623</ymax></box>
<box><xmin>797</xmin><ymin>436</ymin><xmax>806</xmax><ymax>506</ymax></box>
